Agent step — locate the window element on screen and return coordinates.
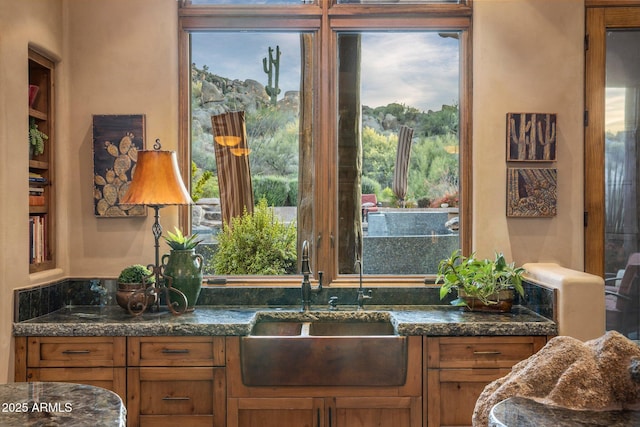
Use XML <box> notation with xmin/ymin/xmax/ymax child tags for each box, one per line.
<box><xmin>178</xmin><ymin>0</ymin><xmax>471</xmax><ymax>284</ymax></box>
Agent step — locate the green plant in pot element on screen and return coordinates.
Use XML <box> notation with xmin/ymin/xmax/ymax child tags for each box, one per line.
<box><xmin>116</xmin><ymin>264</ymin><xmax>156</xmax><ymax>312</ymax></box>
<box><xmin>29</xmin><ymin>118</ymin><xmax>48</xmax><ymax>158</ymax></box>
<box><xmin>436</xmin><ymin>250</ymin><xmax>525</xmax><ymax>312</ymax></box>
<box><xmin>162</xmin><ymin>227</ymin><xmax>204</xmax><ymax>312</ymax></box>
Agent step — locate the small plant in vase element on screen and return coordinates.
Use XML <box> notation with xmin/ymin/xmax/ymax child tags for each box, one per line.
<box><xmin>116</xmin><ymin>264</ymin><xmax>156</xmax><ymax>312</ymax></box>
<box><xmin>162</xmin><ymin>227</ymin><xmax>204</xmax><ymax>311</ymax></box>
<box><xmin>437</xmin><ymin>250</ymin><xmax>525</xmax><ymax>312</ymax></box>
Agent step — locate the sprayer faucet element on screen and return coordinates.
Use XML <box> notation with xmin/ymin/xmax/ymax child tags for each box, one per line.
<box><xmin>301</xmin><ymin>240</ymin><xmax>322</xmax><ymax>311</ymax></box>
<box><xmin>354</xmin><ymin>258</ymin><xmax>372</xmax><ymax>310</ymax></box>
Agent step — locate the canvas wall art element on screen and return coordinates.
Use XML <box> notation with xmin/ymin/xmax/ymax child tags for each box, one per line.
<box><xmin>92</xmin><ymin>114</ymin><xmax>147</xmax><ymax>217</ymax></box>
<box><xmin>507</xmin><ymin>167</ymin><xmax>557</xmax><ymax>217</ymax></box>
<box><xmin>507</xmin><ymin>113</ymin><xmax>557</xmax><ymax>161</ymax></box>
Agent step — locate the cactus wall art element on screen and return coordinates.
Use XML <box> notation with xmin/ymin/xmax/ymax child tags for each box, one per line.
<box><xmin>92</xmin><ymin>115</ymin><xmax>147</xmax><ymax>217</ymax></box>
<box><xmin>507</xmin><ymin>113</ymin><xmax>557</xmax><ymax>161</ymax></box>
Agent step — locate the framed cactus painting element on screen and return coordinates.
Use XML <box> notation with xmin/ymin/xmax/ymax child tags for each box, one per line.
<box><xmin>507</xmin><ymin>113</ymin><xmax>557</xmax><ymax>161</ymax></box>
<box><xmin>507</xmin><ymin>167</ymin><xmax>557</xmax><ymax>217</ymax></box>
<box><xmin>92</xmin><ymin>114</ymin><xmax>147</xmax><ymax>217</ymax></box>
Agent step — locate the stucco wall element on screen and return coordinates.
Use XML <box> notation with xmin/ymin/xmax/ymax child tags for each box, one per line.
<box><xmin>0</xmin><ymin>0</ymin><xmax>586</xmax><ymax>380</ymax></box>
<box><xmin>472</xmin><ymin>0</ymin><xmax>584</xmax><ymax>268</ymax></box>
<box><xmin>0</xmin><ymin>0</ymin><xmax>64</xmax><ymax>383</ymax></box>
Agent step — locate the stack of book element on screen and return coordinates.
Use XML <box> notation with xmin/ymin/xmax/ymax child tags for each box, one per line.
<box><xmin>28</xmin><ymin>172</ymin><xmax>47</xmax><ymax>206</ymax></box>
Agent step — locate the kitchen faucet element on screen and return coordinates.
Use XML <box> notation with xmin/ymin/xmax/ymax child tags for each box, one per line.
<box><xmin>301</xmin><ymin>240</ymin><xmax>322</xmax><ymax>311</ymax></box>
<box><xmin>354</xmin><ymin>258</ymin><xmax>372</xmax><ymax>310</ymax></box>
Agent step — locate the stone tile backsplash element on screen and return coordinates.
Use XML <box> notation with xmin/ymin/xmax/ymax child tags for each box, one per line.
<box><xmin>15</xmin><ymin>278</ymin><xmax>555</xmax><ymax>323</ymax></box>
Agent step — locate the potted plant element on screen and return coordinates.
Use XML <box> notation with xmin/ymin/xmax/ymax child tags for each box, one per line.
<box><xmin>162</xmin><ymin>227</ymin><xmax>204</xmax><ymax>312</ymax></box>
<box><xmin>29</xmin><ymin>118</ymin><xmax>48</xmax><ymax>158</ymax></box>
<box><xmin>116</xmin><ymin>264</ymin><xmax>156</xmax><ymax>312</ymax></box>
<box><xmin>437</xmin><ymin>250</ymin><xmax>525</xmax><ymax>312</ymax></box>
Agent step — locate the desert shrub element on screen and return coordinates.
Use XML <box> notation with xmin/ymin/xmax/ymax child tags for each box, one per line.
<box><xmin>212</xmin><ymin>198</ymin><xmax>297</xmax><ymax>275</ymax></box>
<box><xmin>361</xmin><ymin>176</ymin><xmax>381</xmax><ymax>196</ymax></box>
<box><xmin>252</xmin><ymin>175</ymin><xmax>289</xmax><ymax>206</ymax></box>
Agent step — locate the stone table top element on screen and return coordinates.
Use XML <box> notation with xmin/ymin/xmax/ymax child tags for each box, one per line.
<box><xmin>489</xmin><ymin>397</ymin><xmax>640</xmax><ymax>427</ymax></box>
<box><xmin>0</xmin><ymin>382</ymin><xmax>125</xmax><ymax>426</ymax></box>
<box><xmin>13</xmin><ymin>304</ymin><xmax>556</xmax><ymax>337</ymax></box>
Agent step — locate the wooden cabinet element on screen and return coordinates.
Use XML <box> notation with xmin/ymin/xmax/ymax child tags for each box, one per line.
<box><xmin>228</xmin><ymin>396</ymin><xmax>421</xmax><ymax>427</ymax></box>
<box><xmin>127</xmin><ymin>336</ymin><xmax>226</xmax><ymax>427</ymax></box>
<box><xmin>226</xmin><ymin>336</ymin><xmax>422</xmax><ymax>427</ymax></box>
<box><xmin>15</xmin><ymin>336</ymin><xmax>126</xmax><ymax>401</ymax></box>
<box><xmin>28</xmin><ymin>49</ymin><xmax>56</xmax><ymax>273</ymax></box>
<box><xmin>425</xmin><ymin>336</ymin><xmax>547</xmax><ymax>427</ymax></box>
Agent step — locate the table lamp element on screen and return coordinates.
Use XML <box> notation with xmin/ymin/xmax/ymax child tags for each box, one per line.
<box><xmin>120</xmin><ymin>139</ymin><xmax>193</xmax><ymax>315</ymax></box>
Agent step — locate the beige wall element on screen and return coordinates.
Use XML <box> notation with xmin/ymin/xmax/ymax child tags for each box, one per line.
<box><xmin>0</xmin><ymin>0</ymin><xmax>585</xmax><ymax>380</ymax></box>
<box><xmin>473</xmin><ymin>0</ymin><xmax>584</xmax><ymax>267</ymax></box>
<box><xmin>0</xmin><ymin>0</ymin><xmax>64</xmax><ymax>383</ymax></box>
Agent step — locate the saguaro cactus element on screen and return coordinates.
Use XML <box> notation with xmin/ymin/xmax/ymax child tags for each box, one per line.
<box><xmin>263</xmin><ymin>45</ymin><xmax>281</xmax><ymax>106</ymax></box>
<box><xmin>537</xmin><ymin>113</ymin><xmax>556</xmax><ymax>160</ymax></box>
<box><xmin>510</xmin><ymin>113</ymin><xmax>532</xmax><ymax>160</ymax></box>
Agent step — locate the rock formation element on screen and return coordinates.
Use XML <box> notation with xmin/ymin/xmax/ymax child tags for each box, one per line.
<box><xmin>473</xmin><ymin>331</ymin><xmax>640</xmax><ymax>426</ymax></box>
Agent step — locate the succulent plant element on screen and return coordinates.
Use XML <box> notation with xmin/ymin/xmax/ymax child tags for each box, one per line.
<box><xmin>164</xmin><ymin>227</ymin><xmax>202</xmax><ymax>250</ymax></box>
<box><xmin>117</xmin><ymin>264</ymin><xmax>155</xmax><ymax>284</ymax></box>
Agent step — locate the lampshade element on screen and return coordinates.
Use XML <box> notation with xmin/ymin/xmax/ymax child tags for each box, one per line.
<box><xmin>120</xmin><ymin>149</ymin><xmax>193</xmax><ymax>206</ymax></box>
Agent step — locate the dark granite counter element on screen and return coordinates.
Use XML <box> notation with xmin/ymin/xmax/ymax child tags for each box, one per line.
<box><xmin>13</xmin><ymin>304</ymin><xmax>556</xmax><ymax>337</ymax></box>
<box><xmin>489</xmin><ymin>397</ymin><xmax>640</xmax><ymax>427</ymax></box>
<box><xmin>0</xmin><ymin>382</ymin><xmax>125</xmax><ymax>426</ymax></box>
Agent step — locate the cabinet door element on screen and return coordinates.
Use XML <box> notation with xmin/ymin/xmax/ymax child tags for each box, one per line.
<box><xmin>228</xmin><ymin>397</ymin><xmax>323</xmax><ymax>427</ymax></box>
<box><xmin>426</xmin><ymin>368</ymin><xmax>510</xmax><ymax>427</ymax></box>
<box><xmin>128</xmin><ymin>367</ymin><xmax>225</xmax><ymax>427</ymax></box>
<box><xmin>27</xmin><ymin>367</ymin><xmax>126</xmax><ymax>402</ymax></box>
<box><xmin>333</xmin><ymin>396</ymin><xmax>421</xmax><ymax>427</ymax></box>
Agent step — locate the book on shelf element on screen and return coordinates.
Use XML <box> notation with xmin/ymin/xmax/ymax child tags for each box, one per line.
<box><xmin>29</xmin><ymin>214</ymin><xmax>48</xmax><ymax>264</ymax></box>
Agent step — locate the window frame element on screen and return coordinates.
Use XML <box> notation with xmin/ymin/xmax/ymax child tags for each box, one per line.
<box><xmin>177</xmin><ymin>0</ymin><xmax>472</xmax><ymax>286</ymax></box>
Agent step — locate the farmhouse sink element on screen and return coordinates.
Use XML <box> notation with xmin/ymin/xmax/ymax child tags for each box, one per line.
<box><xmin>240</xmin><ymin>314</ymin><xmax>407</xmax><ymax>386</ymax></box>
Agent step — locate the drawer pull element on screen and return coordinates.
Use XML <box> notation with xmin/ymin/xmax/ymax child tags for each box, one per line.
<box><xmin>162</xmin><ymin>396</ymin><xmax>191</xmax><ymax>401</ymax></box>
<box><xmin>473</xmin><ymin>351</ymin><xmax>502</xmax><ymax>355</ymax></box>
<box><xmin>161</xmin><ymin>348</ymin><xmax>190</xmax><ymax>354</ymax></box>
<box><xmin>61</xmin><ymin>350</ymin><xmax>91</xmax><ymax>354</ymax></box>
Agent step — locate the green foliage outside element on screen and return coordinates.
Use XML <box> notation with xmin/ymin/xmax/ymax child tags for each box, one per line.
<box><xmin>211</xmin><ymin>198</ymin><xmax>297</xmax><ymax>275</ymax></box>
<box><xmin>190</xmin><ymin>64</ymin><xmax>460</xmax><ymax>208</ymax></box>
<box><xmin>253</xmin><ymin>175</ymin><xmax>290</xmax><ymax>207</ymax></box>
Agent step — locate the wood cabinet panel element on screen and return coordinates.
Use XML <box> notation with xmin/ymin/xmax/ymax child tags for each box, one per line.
<box><xmin>425</xmin><ymin>336</ymin><xmax>547</xmax><ymax>427</ymax></box>
<box><xmin>128</xmin><ymin>336</ymin><xmax>225</xmax><ymax>367</ymax></box>
<box><xmin>228</xmin><ymin>397</ymin><xmax>322</xmax><ymax>427</ymax></box>
<box><xmin>427</xmin><ymin>336</ymin><xmax>547</xmax><ymax>369</ymax></box>
<box><xmin>27</xmin><ymin>367</ymin><xmax>126</xmax><ymax>402</ymax></box>
<box><xmin>27</xmin><ymin>336</ymin><xmax>126</xmax><ymax>368</ymax></box>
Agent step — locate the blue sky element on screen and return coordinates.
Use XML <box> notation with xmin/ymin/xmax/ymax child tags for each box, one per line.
<box><xmin>191</xmin><ymin>31</ymin><xmax>459</xmax><ymax>112</ymax></box>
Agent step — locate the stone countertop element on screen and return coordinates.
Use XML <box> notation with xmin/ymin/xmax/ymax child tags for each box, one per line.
<box><xmin>0</xmin><ymin>382</ymin><xmax>125</xmax><ymax>427</ymax></box>
<box><xmin>13</xmin><ymin>304</ymin><xmax>556</xmax><ymax>337</ymax></box>
<box><xmin>489</xmin><ymin>396</ymin><xmax>640</xmax><ymax>427</ymax></box>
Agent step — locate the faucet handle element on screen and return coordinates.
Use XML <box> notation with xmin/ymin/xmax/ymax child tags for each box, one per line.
<box><xmin>328</xmin><ymin>296</ymin><xmax>338</xmax><ymax>310</ymax></box>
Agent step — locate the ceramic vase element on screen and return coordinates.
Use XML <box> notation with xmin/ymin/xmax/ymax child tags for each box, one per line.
<box><xmin>162</xmin><ymin>249</ymin><xmax>204</xmax><ymax>312</ymax></box>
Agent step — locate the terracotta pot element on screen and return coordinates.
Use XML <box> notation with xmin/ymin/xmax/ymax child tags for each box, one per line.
<box><xmin>458</xmin><ymin>289</ymin><xmax>514</xmax><ymax>313</ymax></box>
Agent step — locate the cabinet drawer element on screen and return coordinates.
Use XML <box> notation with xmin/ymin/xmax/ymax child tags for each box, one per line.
<box><xmin>427</xmin><ymin>336</ymin><xmax>546</xmax><ymax>369</ymax></box>
<box><xmin>128</xmin><ymin>336</ymin><xmax>225</xmax><ymax>366</ymax></box>
<box><xmin>128</xmin><ymin>367</ymin><xmax>226</xmax><ymax>427</ymax></box>
<box><xmin>27</xmin><ymin>337</ymin><xmax>126</xmax><ymax>368</ymax></box>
